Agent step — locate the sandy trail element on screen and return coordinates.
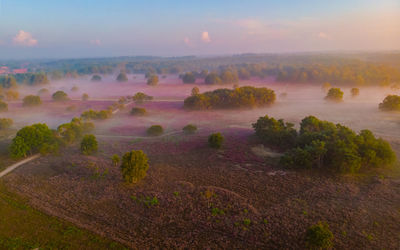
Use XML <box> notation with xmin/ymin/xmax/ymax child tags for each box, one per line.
<box><xmin>0</xmin><ymin>154</ymin><xmax>40</xmax><ymax>178</ymax></box>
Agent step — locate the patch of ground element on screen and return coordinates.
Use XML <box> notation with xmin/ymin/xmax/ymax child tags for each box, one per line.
<box><xmin>2</xmin><ymin>130</ymin><xmax>400</xmax><ymax>249</ymax></box>
<box><xmin>0</xmin><ymin>181</ymin><xmax>125</xmax><ymax>249</ymax></box>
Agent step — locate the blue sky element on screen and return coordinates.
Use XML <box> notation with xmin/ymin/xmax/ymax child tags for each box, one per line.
<box><xmin>0</xmin><ymin>0</ymin><xmax>399</xmax><ymax>59</ymax></box>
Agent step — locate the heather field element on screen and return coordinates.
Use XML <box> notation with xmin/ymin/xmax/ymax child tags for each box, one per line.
<box><xmin>1</xmin><ymin>74</ymin><xmax>400</xmax><ymax>248</ymax></box>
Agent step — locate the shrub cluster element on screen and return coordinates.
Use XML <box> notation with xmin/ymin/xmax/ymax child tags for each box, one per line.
<box><xmin>147</xmin><ymin>125</ymin><xmax>163</xmax><ymax>136</ymax></box>
<box><xmin>57</xmin><ymin>117</ymin><xmax>94</xmax><ymax>144</ymax></box>
<box><xmin>52</xmin><ymin>91</ymin><xmax>69</xmax><ymax>101</ymax></box>
<box><xmin>0</xmin><ymin>101</ymin><xmax>8</xmax><ymax>112</ymax></box>
<box><xmin>81</xmin><ymin>109</ymin><xmax>112</xmax><ymax>120</ymax></box>
<box><xmin>379</xmin><ymin>95</ymin><xmax>400</xmax><ymax>111</ymax></box>
<box><xmin>80</xmin><ymin>134</ymin><xmax>98</xmax><ymax>155</ymax></box>
<box><xmin>132</xmin><ymin>92</ymin><xmax>153</xmax><ymax>103</ymax></box>
<box><xmin>254</xmin><ymin>115</ymin><xmax>396</xmax><ymax>173</ymax></box>
<box><xmin>324</xmin><ymin>87</ymin><xmax>343</xmax><ymax>102</ymax></box>
<box><xmin>130</xmin><ymin>107</ymin><xmax>147</xmax><ymax>116</ymax></box>
<box><xmin>22</xmin><ymin>95</ymin><xmax>42</xmax><ymax>107</ymax></box>
<box><xmin>305</xmin><ymin>221</ymin><xmax>334</xmax><ymax>249</ymax></box>
<box><xmin>182</xmin><ymin>124</ymin><xmax>197</xmax><ymax>134</ymax></box>
<box><xmin>208</xmin><ymin>133</ymin><xmax>224</xmax><ymax>149</ymax></box>
<box><xmin>184</xmin><ymin>86</ymin><xmax>275</xmax><ymax>110</ymax></box>
<box><xmin>0</xmin><ymin>118</ymin><xmax>13</xmax><ymax>130</ymax></box>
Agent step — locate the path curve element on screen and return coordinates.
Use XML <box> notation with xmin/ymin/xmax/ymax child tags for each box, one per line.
<box><xmin>0</xmin><ymin>154</ymin><xmax>40</xmax><ymax>178</ymax></box>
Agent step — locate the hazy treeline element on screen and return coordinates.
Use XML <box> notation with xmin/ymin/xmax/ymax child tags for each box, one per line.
<box><xmin>1</xmin><ymin>53</ymin><xmax>400</xmax><ymax>86</ymax></box>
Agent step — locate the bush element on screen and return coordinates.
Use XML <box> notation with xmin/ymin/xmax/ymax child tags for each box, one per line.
<box><xmin>38</xmin><ymin>88</ymin><xmax>49</xmax><ymax>96</ymax></box>
<box><xmin>305</xmin><ymin>222</ymin><xmax>334</xmax><ymax>249</ymax></box>
<box><xmin>324</xmin><ymin>88</ymin><xmax>343</xmax><ymax>102</ymax></box>
<box><xmin>22</xmin><ymin>95</ymin><xmax>42</xmax><ymax>107</ymax></box>
<box><xmin>132</xmin><ymin>92</ymin><xmax>153</xmax><ymax>103</ymax></box>
<box><xmin>71</xmin><ymin>86</ymin><xmax>79</xmax><ymax>92</ymax></box>
<box><xmin>120</xmin><ymin>150</ymin><xmax>149</xmax><ymax>183</ymax></box>
<box><xmin>379</xmin><ymin>95</ymin><xmax>400</xmax><ymax>111</ymax></box>
<box><xmin>80</xmin><ymin>134</ymin><xmax>98</xmax><ymax>155</ymax></box>
<box><xmin>52</xmin><ymin>91</ymin><xmax>69</xmax><ymax>101</ymax></box>
<box><xmin>111</xmin><ymin>154</ymin><xmax>120</xmax><ymax>167</ymax></box>
<box><xmin>91</xmin><ymin>75</ymin><xmax>102</xmax><ymax>82</ymax></box>
<box><xmin>116</xmin><ymin>72</ymin><xmax>128</xmax><ymax>82</ymax></box>
<box><xmin>252</xmin><ymin>115</ymin><xmax>297</xmax><ymax>150</ymax></box>
<box><xmin>184</xmin><ymin>86</ymin><xmax>275</xmax><ymax>110</ymax></box>
<box><xmin>130</xmin><ymin>107</ymin><xmax>147</xmax><ymax>116</ymax></box>
<box><xmin>208</xmin><ymin>133</ymin><xmax>224</xmax><ymax>149</ymax></box>
<box><xmin>182</xmin><ymin>72</ymin><xmax>196</xmax><ymax>84</ymax></box>
<box><xmin>183</xmin><ymin>124</ymin><xmax>197</xmax><ymax>134</ymax></box>
<box><xmin>82</xmin><ymin>93</ymin><xmax>89</xmax><ymax>101</ymax></box>
<box><xmin>0</xmin><ymin>101</ymin><xmax>8</xmax><ymax>112</ymax></box>
<box><xmin>81</xmin><ymin>109</ymin><xmax>112</xmax><ymax>120</ymax></box>
<box><xmin>0</xmin><ymin>118</ymin><xmax>13</xmax><ymax>130</ymax></box>
<box><xmin>147</xmin><ymin>125</ymin><xmax>163</xmax><ymax>136</ymax></box>
<box><xmin>147</xmin><ymin>75</ymin><xmax>159</xmax><ymax>86</ymax></box>
<box><xmin>350</xmin><ymin>88</ymin><xmax>359</xmax><ymax>97</ymax></box>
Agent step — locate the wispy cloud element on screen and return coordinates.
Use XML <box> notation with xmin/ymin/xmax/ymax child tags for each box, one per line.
<box><xmin>13</xmin><ymin>30</ymin><xmax>38</xmax><ymax>47</ymax></box>
<box><xmin>201</xmin><ymin>31</ymin><xmax>211</xmax><ymax>43</ymax></box>
<box><xmin>90</xmin><ymin>39</ymin><xmax>102</xmax><ymax>46</ymax></box>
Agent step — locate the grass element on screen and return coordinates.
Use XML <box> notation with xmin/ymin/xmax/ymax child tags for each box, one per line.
<box><xmin>0</xmin><ymin>181</ymin><xmax>126</xmax><ymax>249</ymax></box>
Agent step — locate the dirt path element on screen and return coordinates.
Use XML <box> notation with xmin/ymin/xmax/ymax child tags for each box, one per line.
<box><xmin>0</xmin><ymin>154</ymin><xmax>40</xmax><ymax>178</ymax></box>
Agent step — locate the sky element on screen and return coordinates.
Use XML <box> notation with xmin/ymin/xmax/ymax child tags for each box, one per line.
<box><xmin>0</xmin><ymin>0</ymin><xmax>399</xmax><ymax>59</ymax></box>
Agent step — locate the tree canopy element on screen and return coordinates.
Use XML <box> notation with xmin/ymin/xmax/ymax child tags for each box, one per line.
<box><xmin>80</xmin><ymin>134</ymin><xmax>98</xmax><ymax>155</ymax></box>
<box><xmin>379</xmin><ymin>95</ymin><xmax>400</xmax><ymax>111</ymax></box>
<box><xmin>22</xmin><ymin>95</ymin><xmax>42</xmax><ymax>107</ymax></box>
<box><xmin>184</xmin><ymin>86</ymin><xmax>276</xmax><ymax>110</ymax></box>
<box><xmin>253</xmin><ymin>115</ymin><xmax>396</xmax><ymax>173</ymax></box>
<box><xmin>52</xmin><ymin>91</ymin><xmax>69</xmax><ymax>101</ymax></box>
<box><xmin>120</xmin><ymin>150</ymin><xmax>149</xmax><ymax>184</ymax></box>
<box><xmin>116</xmin><ymin>72</ymin><xmax>128</xmax><ymax>82</ymax></box>
<box><xmin>147</xmin><ymin>74</ymin><xmax>159</xmax><ymax>86</ymax></box>
<box><xmin>182</xmin><ymin>72</ymin><xmax>196</xmax><ymax>84</ymax></box>
<box><xmin>324</xmin><ymin>88</ymin><xmax>343</xmax><ymax>102</ymax></box>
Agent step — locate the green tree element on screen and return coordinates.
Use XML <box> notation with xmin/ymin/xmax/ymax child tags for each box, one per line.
<box><xmin>350</xmin><ymin>88</ymin><xmax>359</xmax><ymax>97</ymax></box>
<box><xmin>147</xmin><ymin>75</ymin><xmax>159</xmax><ymax>86</ymax></box>
<box><xmin>111</xmin><ymin>154</ymin><xmax>120</xmax><ymax>167</ymax></box>
<box><xmin>52</xmin><ymin>91</ymin><xmax>69</xmax><ymax>101</ymax></box>
<box><xmin>147</xmin><ymin>125</ymin><xmax>163</xmax><ymax>136</ymax></box>
<box><xmin>120</xmin><ymin>150</ymin><xmax>149</xmax><ymax>183</ymax></box>
<box><xmin>379</xmin><ymin>95</ymin><xmax>400</xmax><ymax>111</ymax></box>
<box><xmin>205</xmin><ymin>72</ymin><xmax>222</xmax><ymax>84</ymax></box>
<box><xmin>22</xmin><ymin>95</ymin><xmax>42</xmax><ymax>107</ymax></box>
<box><xmin>182</xmin><ymin>124</ymin><xmax>197</xmax><ymax>134</ymax></box>
<box><xmin>0</xmin><ymin>118</ymin><xmax>13</xmax><ymax>130</ymax></box>
<box><xmin>91</xmin><ymin>75</ymin><xmax>102</xmax><ymax>82</ymax></box>
<box><xmin>10</xmin><ymin>123</ymin><xmax>58</xmax><ymax>158</ymax></box>
<box><xmin>182</xmin><ymin>72</ymin><xmax>196</xmax><ymax>84</ymax></box>
<box><xmin>130</xmin><ymin>107</ymin><xmax>147</xmax><ymax>116</ymax></box>
<box><xmin>324</xmin><ymin>88</ymin><xmax>343</xmax><ymax>102</ymax></box>
<box><xmin>208</xmin><ymin>133</ymin><xmax>224</xmax><ymax>149</ymax></box>
<box><xmin>82</xmin><ymin>93</ymin><xmax>89</xmax><ymax>101</ymax></box>
<box><xmin>0</xmin><ymin>101</ymin><xmax>8</xmax><ymax>112</ymax></box>
<box><xmin>253</xmin><ymin>115</ymin><xmax>297</xmax><ymax>149</ymax></box>
<box><xmin>305</xmin><ymin>221</ymin><xmax>334</xmax><ymax>249</ymax></box>
<box><xmin>80</xmin><ymin>134</ymin><xmax>98</xmax><ymax>155</ymax></box>
<box><xmin>116</xmin><ymin>72</ymin><xmax>128</xmax><ymax>82</ymax></box>
<box><xmin>132</xmin><ymin>92</ymin><xmax>153</xmax><ymax>103</ymax></box>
